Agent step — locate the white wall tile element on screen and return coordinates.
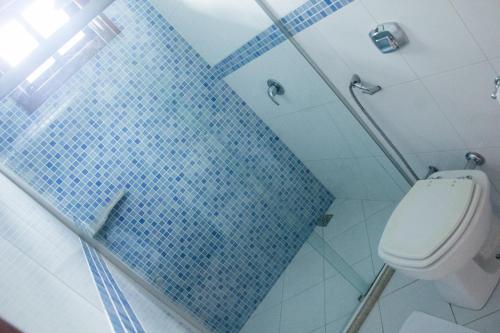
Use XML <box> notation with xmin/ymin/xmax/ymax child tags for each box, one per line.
<box><xmin>265</xmin><ymin>0</ymin><xmax>308</xmax><ymax>17</ymax></box>
<box><xmin>148</xmin><ymin>0</ymin><xmax>181</xmax><ymax>20</ymax></box>
<box><xmin>451</xmin><ymin>0</ymin><xmax>500</xmax><ymax>60</ymax></box>
<box><xmin>361</xmin><ymin>0</ymin><xmax>485</xmax><ymax>77</ymax></box>
<box><xmin>358</xmin><ymin>80</ymin><xmax>465</xmax><ymax>154</ymax></box>
<box><xmin>267</xmin><ymin>104</ymin><xmax>352</xmax><ymax>161</ymax></box>
<box><xmin>403</xmin><ymin>150</ymin><xmax>465</xmax><ymax>180</ymax></box>
<box><xmin>0</xmin><ymin>239</ymin><xmax>109</xmax><ymax>333</ymax></box>
<box><xmin>225</xmin><ymin>41</ymin><xmax>336</xmax><ymax>123</ymax></box>
<box><xmin>309</xmin><ymin>1</ymin><xmax>416</xmax><ymax>87</ymax></box>
<box><xmin>304</xmin><ymin>156</ymin><xmax>404</xmax><ymax>201</ymax></box>
<box><xmin>422</xmin><ymin>61</ymin><xmax>500</xmax><ymax>148</ymax></box>
<box><xmin>167</xmin><ymin>0</ymin><xmax>272</xmax><ymax>65</ymax></box>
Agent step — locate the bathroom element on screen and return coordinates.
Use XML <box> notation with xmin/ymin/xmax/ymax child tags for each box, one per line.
<box><xmin>1</xmin><ymin>0</ymin><xmax>500</xmax><ymax>332</ymax></box>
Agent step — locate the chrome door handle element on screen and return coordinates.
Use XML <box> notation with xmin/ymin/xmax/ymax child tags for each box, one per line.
<box><xmin>267</xmin><ymin>79</ymin><xmax>285</xmax><ymax>106</ymax></box>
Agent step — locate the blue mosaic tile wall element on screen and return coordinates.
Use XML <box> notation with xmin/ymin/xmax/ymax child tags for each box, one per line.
<box><xmin>0</xmin><ymin>0</ymin><xmax>335</xmax><ymax>332</ymax></box>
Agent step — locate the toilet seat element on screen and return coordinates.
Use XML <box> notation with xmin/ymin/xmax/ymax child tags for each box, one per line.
<box><xmin>379</xmin><ymin>177</ymin><xmax>482</xmax><ymax>269</ymax></box>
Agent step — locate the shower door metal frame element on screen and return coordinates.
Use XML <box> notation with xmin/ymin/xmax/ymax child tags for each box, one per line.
<box><xmin>253</xmin><ymin>1</ymin><xmax>419</xmax><ymax>332</ymax></box>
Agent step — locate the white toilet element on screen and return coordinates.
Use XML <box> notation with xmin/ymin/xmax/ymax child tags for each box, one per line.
<box><xmin>379</xmin><ymin>170</ymin><xmax>500</xmax><ymax>310</ymax></box>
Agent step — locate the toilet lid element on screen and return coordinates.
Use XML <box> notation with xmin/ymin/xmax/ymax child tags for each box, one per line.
<box><xmin>379</xmin><ymin>178</ymin><xmax>478</xmax><ymax>261</ymax></box>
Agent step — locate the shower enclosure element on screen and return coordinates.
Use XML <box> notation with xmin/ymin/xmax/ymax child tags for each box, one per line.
<box><xmin>0</xmin><ymin>0</ymin><xmax>414</xmax><ymax>332</ymax></box>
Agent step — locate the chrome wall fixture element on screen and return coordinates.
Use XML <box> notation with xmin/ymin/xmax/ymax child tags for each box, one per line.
<box><xmin>465</xmin><ymin>152</ymin><xmax>486</xmax><ymax>170</ymax></box>
<box><xmin>350</xmin><ymin>74</ymin><xmax>382</xmax><ymax>95</ymax></box>
<box><xmin>267</xmin><ymin>79</ymin><xmax>285</xmax><ymax>105</ymax></box>
<box><xmin>349</xmin><ymin>73</ymin><xmax>420</xmax><ymax>184</ymax></box>
<box><xmin>490</xmin><ymin>76</ymin><xmax>500</xmax><ymax>99</ymax></box>
<box><xmin>369</xmin><ymin>22</ymin><xmax>408</xmax><ymax>54</ymax></box>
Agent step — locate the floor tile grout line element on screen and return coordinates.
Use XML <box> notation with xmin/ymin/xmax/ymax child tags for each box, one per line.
<box><xmin>449</xmin><ymin>303</ymin><xmax>458</xmax><ymax>324</ymax></box>
<box><xmin>380</xmin><ymin>279</ymin><xmax>419</xmax><ymax>299</ymax></box>
<box><xmin>462</xmin><ymin>306</ymin><xmax>500</xmax><ymax>326</ymax></box>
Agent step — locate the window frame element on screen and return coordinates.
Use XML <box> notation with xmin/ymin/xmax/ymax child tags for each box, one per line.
<box><xmin>0</xmin><ymin>0</ymin><xmax>120</xmax><ymax>112</ymax></box>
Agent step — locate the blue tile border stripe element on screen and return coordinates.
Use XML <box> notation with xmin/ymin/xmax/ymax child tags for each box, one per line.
<box><xmin>82</xmin><ymin>241</ymin><xmax>145</xmax><ymax>333</ymax></box>
<box><xmin>210</xmin><ymin>0</ymin><xmax>354</xmax><ymax>80</ymax></box>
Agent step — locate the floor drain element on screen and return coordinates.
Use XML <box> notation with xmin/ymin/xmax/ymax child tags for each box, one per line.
<box><xmin>316</xmin><ymin>214</ymin><xmax>333</xmax><ymax>227</ymax></box>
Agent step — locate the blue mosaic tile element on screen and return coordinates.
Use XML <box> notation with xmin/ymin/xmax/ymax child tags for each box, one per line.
<box><xmin>0</xmin><ymin>0</ymin><xmax>337</xmax><ymax>332</ymax></box>
<box><xmin>82</xmin><ymin>241</ymin><xmax>145</xmax><ymax>333</ymax></box>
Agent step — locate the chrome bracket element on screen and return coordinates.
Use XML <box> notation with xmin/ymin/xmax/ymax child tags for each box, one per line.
<box><xmin>267</xmin><ymin>79</ymin><xmax>285</xmax><ymax>106</ymax></box>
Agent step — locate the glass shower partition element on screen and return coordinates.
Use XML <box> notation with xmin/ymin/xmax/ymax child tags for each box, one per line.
<box><xmin>0</xmin><ymin>0</ymin><xmax>415</xmax><ymax>333</ymax></box>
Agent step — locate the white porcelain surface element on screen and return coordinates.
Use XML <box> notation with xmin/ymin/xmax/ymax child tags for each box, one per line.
<box><xmin>167</xmin><ymin>0</ymin><xmax>272</xmax><ymax>65</ymax></box>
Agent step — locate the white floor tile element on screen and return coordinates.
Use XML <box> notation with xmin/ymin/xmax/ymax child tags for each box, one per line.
<box><xmin>381</xmin><ymin>271</ymin><xmax>417</xmax><ymax>298</ymax></box>
<box><xmin>362</xmin><ymin>200</ymin><xmax>394</xmax><ymax>220</ymax></box>
<box><xmin>283</xmin><ymin>246</ymin><xmax>324</xmax><ymax>299</ymax></box>
<box><xmin>379</xmin><ymin>280</ymin><xmax>455</xmax><ymax>333</ymax></box>
<box><xmin>325</xmin><ymin>316</ymin><xmax>349</xmax><ymax>333</ymax></box>
<box><xmin>253</xmin><ymin>274</ymin><xmax>284</xmax><ymax>315</ymax></box>
<box><xmin>452</xmin><ymin>281</ymin><xmax>500</xmax><ymax>325</ymax></box>
<box><xmin>323</xmin><ymin>199</ymin><xmax>365</xmax><ymax>237</ymax></box>
<box><xmin>325</xmin><ymin>223</ymin><xmax>371</xmax><ymax>266</ymax></box>
<box><xmin>281</xmin><ymin>283</ymin><xmax>326</xmax><ymax>333</ymax></box>
<box><xmin>466</xmin><ymin>309</ymin><xmax>500</xmax><ymax>333</ymax></box>
<box><xmin>359</xmin><ymin>304</ymin><xmax>383</xmax><ymax>333</ymax></box>
<box><xmin>325</xmin><ymin>274</ymin><xmax>362</xmax><ymax>324</ymax></box>
<box><xmin>241</xmin><ymin>303</ymin><xmax>281</xmax><ymax>333</ymax></box>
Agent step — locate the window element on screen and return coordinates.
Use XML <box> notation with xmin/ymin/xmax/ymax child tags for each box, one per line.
<box><xmin>0</xmin><ymin>0</ymin><xmax>120</xmax><ymax>112</ymax></box>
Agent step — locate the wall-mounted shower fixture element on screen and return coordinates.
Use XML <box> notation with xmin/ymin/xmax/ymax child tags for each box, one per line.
<box><xmin>350</xmin><ymin>74</ymin><xmax>382</xmax><ymax>95</ymax></box>
<box><xmin>465</xmin><ymin>152</ymin><xmax>485</xmax><ymax>170</ymax></box>
<box><xmin>490</xmin><ymin>76</ymin><xmax>500</xmax><ymax>99</ymax></box>
<box><xmin>369</xmin><ymin>22</ymin><xmax>408</xmax><ymax>54</ymax></box>
<box><xmin>267</xmin><ymin>79</ymin><xmax>285</xmax><ymax>106</ymax></box>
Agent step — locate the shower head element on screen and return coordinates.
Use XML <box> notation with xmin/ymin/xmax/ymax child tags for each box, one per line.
<box><xmin>350</xmin><ymin>74</ymin><xmax>382</xmax><ymax>95</ymax></box>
